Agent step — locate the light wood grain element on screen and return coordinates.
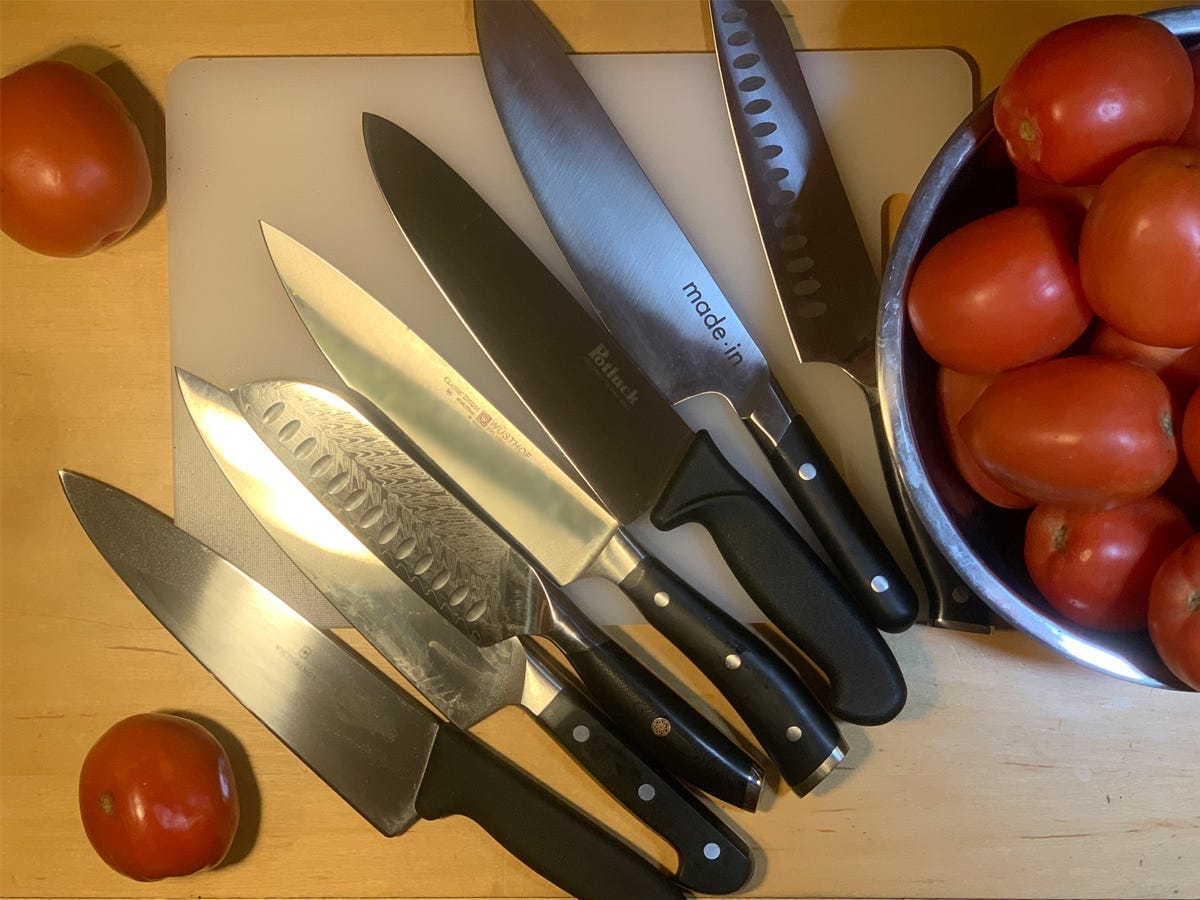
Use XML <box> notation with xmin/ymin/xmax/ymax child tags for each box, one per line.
<box><xmin>2</xmin><ymin>3</ymin><xmax>1196</xmax><ymax>899</ymax></box>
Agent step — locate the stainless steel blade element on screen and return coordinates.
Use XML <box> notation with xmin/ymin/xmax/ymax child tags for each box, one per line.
<box><xmin>360</xmin><ymin>115</ymin><xmax>695</xmax><ymax>526</ymax></box>
<box><xmin>259</xmin><ymin>222</ymin><xmax>642</xmax><ymax>577</ymax></box>
<box><xmin>176</xmin><ymin>370</ymin><xmax>543</xmax><ymax>728</ymax></box>
<box><xmin>710</xmin><ymin>0</ymin><xmax>878</xmax><ymax>389</ymax></box>
<box><xmin>57</xmin><ymin>470</ymin><xmax>437</xmax><ymax>837</ymax></box>
<box><xmin>472</xmin><ymin>0</ymin><xmax>774</xmax><ymax>415</ymax></box>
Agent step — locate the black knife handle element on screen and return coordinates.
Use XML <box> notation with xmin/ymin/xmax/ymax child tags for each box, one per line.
<box><xmin>563</xmin><ymin>634</ymin><xmax>764</xmax><ymax>812</ymax></box>
<box><xmin>651</xmin><ymin>430</ymin><xmax>906</xmax><ymax>726</ymax></box>
<box><xmin>540</xmin><ymin>679</ymin><xmax>753</xmax><ymax>895</ymax></box>
<box><xmin>415</xmin><ymin>724</ymin><xmax>684</xmax><ymax>900</ymax></box>
<box><xmin>621</xmin><ymin>556</ymin><xmax>847</xmax><ymax>794</ymax></box>
<box><xmin>865</xmin><ymin>394</ymin><xmax>993</xmax><ymax>633</ymax></box>
<box><xmin>764</xmin><ymin>413</ymin><xmax>919</xmax><ymax>633</ymax></box>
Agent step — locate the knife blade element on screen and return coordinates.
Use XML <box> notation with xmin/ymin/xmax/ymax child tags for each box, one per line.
<box><xmin>262</xmin><ymin>221</ymin><xmax>855</xmax><ymax>793</ymax></box>
<box><xmin>57</xmin><ymin>470</ymin><xmax>684</xmax><ymax>900</ymax></box>
<box><xmin>176</xmin><ymin>371</ymin><xmax>752</xmax><ymax>895</ymax></box>
<box><xmin>707</xmin><ymin>0</ymin><xmax>993</xmax><ymax>633</ymax></box>
<box><xmin>359</xmin><ymin>114</ymin><xmax>905</xmax><ymax>728</ymax></box>
<box><xmin>472</xmin><ymin>0</ymin><xmax>920</xmax><ymax>635</ymax></box>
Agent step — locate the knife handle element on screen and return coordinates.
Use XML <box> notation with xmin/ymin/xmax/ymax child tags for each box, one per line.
<box><xmin>620</xmin><ymin>556</ymin><xmax>847</xmax><ymax>795</ymax></box>
<box><xmin>415</xmin><ymin>724</ymin><xmax>683</xmax><ymax>900</ymax></box>
<box><xmin>865</xmin><ymin>394</ymin><xmax>994</xmax><ymax>633</ymax></box>
<box><xmin>539</xmin><ymin>676</ymin><xmax>754</xmax><ymax>895</ymax></box>
<box><xmin>562</xmin><ymin>632</ymin><xmax>765</xmax><ymax>812</ymax></box>
<box><xmin>651</xmin><ymin>430</ymin><xmax>906</xmax><ymax>726</ymax></box>
<box><xmin>762</xmin><ymin>411</ymin><xmax>919</xmax><ymax>633</ymax></box>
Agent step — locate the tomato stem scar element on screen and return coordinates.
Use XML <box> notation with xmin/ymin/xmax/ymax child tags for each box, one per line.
<box><xmin>1019</xmin><ymin>120</ymin><xmax>1037</xmax><ymax>142</ymax></box>
<box><xmin>98</xmin><ymin>792</ymin><xmax>115</xmax><ymax>816</ymax></box>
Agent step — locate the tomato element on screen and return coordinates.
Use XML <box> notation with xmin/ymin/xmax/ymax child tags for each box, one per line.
<box><xmin>1025</xmin><ymin>494</ymin><xmax>1193</xmax><ymax>632</ymax></box>
<box><xmin>907</xmin><ymin>204</ymin><xmax>1092</xmax><ymax>373</ymax></box>
<box><xmin>1179</xmin><ymin>46</ymin><xmax>1200</xmax><ymax>150</ymax></box>
<box><xmin>1015</xmin><ymin>170</ymin><xmax>1096</xmax><ymax>226</ymax></box>
<box><xmin>1089</xmin><ymin>324</ymin><xmax>1200</xmax><ymax>403</ymax></box>
<box><xmin>936</xmin><ymin>367</ymin><xmax>1033</xmax><ymax>509</ymax></box>
<box><xmin>993</xmin><ymin>15</ymin><xmax>1194</xmax><ymax>186</ymax></box>
<box><xmin>0</xmin><ymin>60</ymin><xmax>152</xmax><ymax>257</ymax></box>
<box><xmin>1184</xmin><ymin>388</ymin><xmax>1200</xmax><ymax>486</ymax></box>
<box><xmin>78</xmin><ymin>713</ymin><xmax>239</xmax><ymax>881</ymax></box>
<box><xmin>1147</xmin><ymin>534</ymin><xmax>1200</xmax><ymax>690</ymax></box>
<box><xmin>960</xmin><ymin>355</ymin><xmax>1177</xmax><ymax>509</ymax></box>
<box><xmin>1078</xmin><ymin>145</ymin><xmax>1200</xmax><ymax>349</ymax></box>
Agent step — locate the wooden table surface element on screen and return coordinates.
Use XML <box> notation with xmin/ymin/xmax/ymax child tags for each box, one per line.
<box><xmin>2</xmin><ymin>2</ymin><xmax>1197</xmax><ymax>898</ymax></box>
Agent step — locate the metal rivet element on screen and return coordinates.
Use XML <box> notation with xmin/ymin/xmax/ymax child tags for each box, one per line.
<box><xmin>704</xmin><ymin>843</ymin><xmax>722</xmax><ymax>860</ymax></box>
<box><xmin>871</xmin><ymin>575</ymin><xmax>890</xmax><ymax>593</ymax></box>
<box><xmin>572</xmin><ymin>725</ymin><xmax>591</xmax><ymax>743</ymax></box>
<box><xmin>637</xmin><ymin>784</ymin><xmax>656</xmax><ymax>802</ymax></box>
<box><xmin>651</xmin><ymin>717</ymin><xmax>672</xmax><ymax>737</ymax></box>
<box><xmin>653</xmin><ymin>591</ymin><xmax>670</xmax><ymax>608</ymax></box>
<box><xmin>725</xmin><ymin>653</ymin><xmax>742</xmax><ymax>670</ymax></box>
<box><xmin>797</xmin><ymin>463</ymin><xmax>817</xmax><ymax>481</ymax></box>
<box><xmin>786</xmin><ymin>725</ymin><xmax>803</xmax><ymax>742</ymax></box>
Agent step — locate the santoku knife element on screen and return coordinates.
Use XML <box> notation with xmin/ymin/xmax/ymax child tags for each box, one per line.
<box><xmin>358</xmin><ymin>116</ymin><xmax>905</xmax><ymax>728</ymax></box>
<box><xmin>57</xmin><ymin>470</ymin><xmax>684</xmax><ymax>900</ymax></box>
<box><xmin>262</xmin><ymin>221</ymin><xmax>855</xmax><ymax>794</ymax></box>
<box><xmin>708</xmin><ymin>0</ymin><xmax>993</xmax><ymax>632</ymax></box>
<box><xmin>176</xmin><ymin>371</ymin><xmax>751</xmax><ymax>895</ymax></box>
<box><xmin>472</xmin><ymin>0</ymin><xmax>920</xmax><ymax>635</ymax></box>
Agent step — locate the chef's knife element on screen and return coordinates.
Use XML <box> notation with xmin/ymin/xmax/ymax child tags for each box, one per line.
<box><xmin>472</xmin><ymin>0</ymin><xmax>919</xmax><ymax>635</ymax></box>
<box><xmin>707</xmin><ymin>0</ymin><xmax>993</xmax><ymax>632</ymax></box>
<box><xmin>263</xmin><ymin>222</ymin><xmax>854</xmax><ymax>793</ymax></box>
<box><xmin>57</xmin><ymin>470</ymin><xmax>683</xmax><ymax>900</ymax></box>
<box><xmin>176</xmin><ymin>372</ymin><xmax>751</xmax><ymax>895</ymax></box>
<box><xmin>359</xmin><ymin>116</ymin><xmax>905</xmax><ymax>727</ymax></box>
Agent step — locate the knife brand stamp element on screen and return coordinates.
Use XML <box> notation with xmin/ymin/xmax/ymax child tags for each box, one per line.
<box><xmin>442</xmin><ymin>376</ymin><xmax>533</xmax><ymax>458</ymax></box>
<box><xmin>588</xmin><ymin>344</ymin><xmax>640</xmax><ymax>408</ymax></box>
<box><xmin>682</xmin><ymin>282</ymin><xmax>743</xmax><ymax>368</ymax></box>
<box><xmin>275</xmin><ymin>643</ymin><xmax>318</xmax><ymax>683</ymax></box>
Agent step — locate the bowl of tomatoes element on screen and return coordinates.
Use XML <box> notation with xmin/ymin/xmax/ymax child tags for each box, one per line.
<box><xmin>879</xmin><ymin>8</ymin><xmax>1200</xmax><ymax>691</ymax></box>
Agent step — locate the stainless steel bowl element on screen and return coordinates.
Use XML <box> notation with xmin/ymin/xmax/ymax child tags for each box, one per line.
<box><xmin>879</xmin><ymin>7</ymin><xmax>1200</xmax><ymax>690</ymax></box>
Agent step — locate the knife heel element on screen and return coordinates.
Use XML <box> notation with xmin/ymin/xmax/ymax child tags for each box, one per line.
<box><xmin>651</xmin><ymin>430</ymin><xmax>907</xmax><ymax>726</ymax></box>
<box><xmin>620</xmin><ymin>555</ymin><xmax>847</xmax><ymax>795</ymax></box>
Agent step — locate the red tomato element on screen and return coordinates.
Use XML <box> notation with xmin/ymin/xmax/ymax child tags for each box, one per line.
<box><xmin>960</xmin><ymin>355</ymin><xmax>1177</xmax><ymax>509</ymax></box>
<box><xmin>1179</xmin><ymin>47</ymin><xmax>1200</xmax><ymax>150</ymax></box>
<box><xmin>1147</xmin><ymin>534</ymin><xmax>1200</xmax><ymax>690</ymax></box>
<box><xmin>908</xmin><ymin>204</ymin><xmax>1092</xmax><ymax>373</ymax></box>
<box><xmin>78</xmin><ymin>713</ymin><xmax>239</xmax><ymax>881</ymax></box>
<box><xmin>1015</xmin><ymin>170</ymin><xmax>1096</xmax><ymax>226</ymax></box>
<box><xmin>1078</xmin><ymin>144</ymin><xmax>1200</xmax><ymax>349</ymax></box>
<box><xmin>994</xmin><ymin>15</ymin><xmax>1194</xmax><ymax>185</ymax></box>
<box><xmin>1025</xmin><ymin>494</ymin><xmax>1193</xmax><ymax>632</ymax></box>
<box><xmin>936</xmin><ymin>367</ymin><xmax>1033</xmax><ymax>509</ymax></box>
<box><xmin>0</xmin><ymin>60</ymin><xmax>152</xmax><ymax>257</ymax></box>
<box><xmin>1089</xmin><ymin>324</ymin><xmax>1200</xmax><ymax>403</ymax></box>
<box><xmin>1184</xmin><ymin>389</ymin><xmax>1200</xmax><ymax>486</ymax></box>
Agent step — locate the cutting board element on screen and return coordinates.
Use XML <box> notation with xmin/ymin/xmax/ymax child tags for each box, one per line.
<box><xmin>167</xmin><ymin>50</ymin><xmax>973</xmax><ymax>628</ymax></box>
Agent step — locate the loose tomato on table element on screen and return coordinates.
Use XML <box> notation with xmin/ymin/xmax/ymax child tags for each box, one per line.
<box><xmin>0</xmin><ymin>60</ymin><xmax>152</xmax><ymax>257</ymax></box>
<box><xmin>907</xmin><ymin>203</ymin><xmax>1092</xmax><ymax>374</ymax></box>
<box><xmin>960</xmin><ymin>355</ymin><xmax>1177</xmax><ymax>509</ymax></box>
<box><xmin>78</xmin><ymin>713</ymin><xmax>240</xmax><ymax>881</ymax></box>
<box><xmin>1024</xmin><ymin>495</ymin><xmax>1194</xmax><ymax>632</ymax></box>
<box><xmin>1148</xmin><ymin>534</ymin><xmax>1200</xmax><ymax>691</ymax></box>
<box><xmin>1078</xmin><ymin>144</ymin><xmax>1200</xmax><ymax>349</ymax></box>
<box><xmin>993</xmin><ymin>15</ymin><xmax>1195</xmax><ymax>186</ymax></box>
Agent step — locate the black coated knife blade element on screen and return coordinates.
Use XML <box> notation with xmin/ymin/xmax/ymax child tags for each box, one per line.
<box><xmin>708</xmin><ymin>0</ymin><xmax>992</xmax><ymax>633</ymax></box>
<box><xmin>473</xmin><ymin>0</ymin><xmax>920</xmax><ymax>635</ymax></box>
<box><xmin>57</xmin><ymin>470</ymin><xmax>683</xmax><ymax>900</ymax></box>
<box><xmin>176</xmin><ymin>371</ymin><xmax>752</xmax><ymax>894</ymax></box>
<box><xmin>361</xmin><ymin>112</ymin><xmax>905</xmax><ymax>727</ymax></box>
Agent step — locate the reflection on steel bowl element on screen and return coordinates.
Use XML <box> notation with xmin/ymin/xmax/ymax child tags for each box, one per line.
<box><xmin>878</xmin><ymin>7</ymin><xmax>1200</xmax><ymax>690</ymax></box>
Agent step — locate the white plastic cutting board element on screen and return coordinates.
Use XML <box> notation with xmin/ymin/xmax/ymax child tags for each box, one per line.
<box><xmin>167</xmin><ymin>51</ymin><xmax>972</xmax><ymax>628</ymax></box>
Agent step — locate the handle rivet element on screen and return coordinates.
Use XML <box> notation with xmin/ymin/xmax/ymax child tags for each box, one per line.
<box><xmin>797</xmin><ymin>463</ymin><xmax>817</xmax><ymax>481</ymax></box>
<box><xmin>572</xmin><ymin>725</ymin><xmax>591</xmax><ymax>743</ymax></box>
<box><xmin>724</xmin><ymin>653</ymin><xmax>742</xmax><ymax>670</ymax></box>
<box><xmin>870</xmin><ymin>575</ymin><xmax>890</xmax><ymax>593</ymax></box>
<box><xmin>785</xmin><ymin>725</ymin><xmax>803</xmax><ymax>742</ymax></box>
<box><xmin>653</xmin><ymin>591</ymin><xmax>671</xmax><ymax>607</ymax></box>
<box><xmin>637</xmin><ymin>784</ymin><xmax>656</xmax><ymax>802</ymax></box>
<box><xmin>704</xmin><ymin>842</ymin><xmax>722</xmax><ymax>860</ymax></box>
<box><xmin>651</xmin><ymin>717</ymin><xmax>672</xmax><ymax>737</ymax></box>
